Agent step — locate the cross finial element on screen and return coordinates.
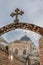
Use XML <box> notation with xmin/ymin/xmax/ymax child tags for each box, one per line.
<box><xmin>10</xmin><ymin>8</ymin><xmax>24</xmax><ymax>23</ymax></box>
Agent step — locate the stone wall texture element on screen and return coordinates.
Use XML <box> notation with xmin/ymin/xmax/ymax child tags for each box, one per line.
<box><xmin>0</xmin><ymin>49</ymin><xmax>25</xmax><ymax>65</ymax></box>
<box><xmin>39</xmin><ymin>36</ymin><xmax>43</xmax><ymax>65</ymax></box>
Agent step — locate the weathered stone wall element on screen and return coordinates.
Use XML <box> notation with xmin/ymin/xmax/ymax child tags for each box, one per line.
<box><xmin>0</xmin><ymin>49</ymin><xmax>9</xmax><ymax>65</ymax></box>
<box><xmin>39</xmin><ymin>36</ymin><xmax>43</xmax><ymax>65</ymax></box>
<box><xmin>0</xmin><ymin>49</ymin><xmax>25</xmax><ymax>65</ymax></box>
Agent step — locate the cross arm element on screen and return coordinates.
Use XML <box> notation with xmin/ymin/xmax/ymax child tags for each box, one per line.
<box><xmin>10</xmin><ymin>12</ymin><xmax>16</xmax><ymax>17</ymax></box>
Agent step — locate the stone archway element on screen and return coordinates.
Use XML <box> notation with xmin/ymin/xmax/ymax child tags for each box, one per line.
<box><xmin>0</xmin><ymin>8</ymin><xmax>43</xmax><ymax>36</ymax></box>
<box><xmin>0</xmin><ymin>8</ymin><xmax>43</xmax><ymax>65</ymax></box>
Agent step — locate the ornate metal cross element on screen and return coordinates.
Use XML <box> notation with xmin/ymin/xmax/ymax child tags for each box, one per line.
<box><xmin>10</xmin><ymin>8</ymin><xmax>24</xmax><ymax>23</ymax></box>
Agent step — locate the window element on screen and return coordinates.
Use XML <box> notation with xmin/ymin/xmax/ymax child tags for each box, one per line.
<box><xmin>15</xmin><ymin>49</ymin><xmax>18</xmax><ymax>55</ymax></box>
<box><xmin>23</xmin><ymin>49</ymin><xmax>26</xmax><ymax>55</ymax></box>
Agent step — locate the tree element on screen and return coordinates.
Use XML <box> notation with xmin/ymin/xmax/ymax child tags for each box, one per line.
<box><xmin>23</xmin><ymin>55</ymin><xmax>30</xmax><ymax>65</ymax></box>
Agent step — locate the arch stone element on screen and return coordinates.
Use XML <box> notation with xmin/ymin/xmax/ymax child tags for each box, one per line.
<box><xmin>0</xmin><ymin>22</ymin><xmax>43</xmax><ymax>36</ymax></box>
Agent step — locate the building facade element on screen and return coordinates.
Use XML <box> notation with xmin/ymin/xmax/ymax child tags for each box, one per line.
<box><xmin>9</xmin><ymin>35</ymin><xmax>40</xmax><ymax>65</ymax></box>
<box><xmin>9</xmin><ymin>35</ymin><xmax>33</xmax><ymax>56</ymax></box>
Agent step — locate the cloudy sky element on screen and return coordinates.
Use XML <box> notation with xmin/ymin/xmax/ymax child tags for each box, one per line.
<box><xmin>0</xmin><ymin>0</ymin><xmax>43</xmax><ymax>45</ymax></box>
